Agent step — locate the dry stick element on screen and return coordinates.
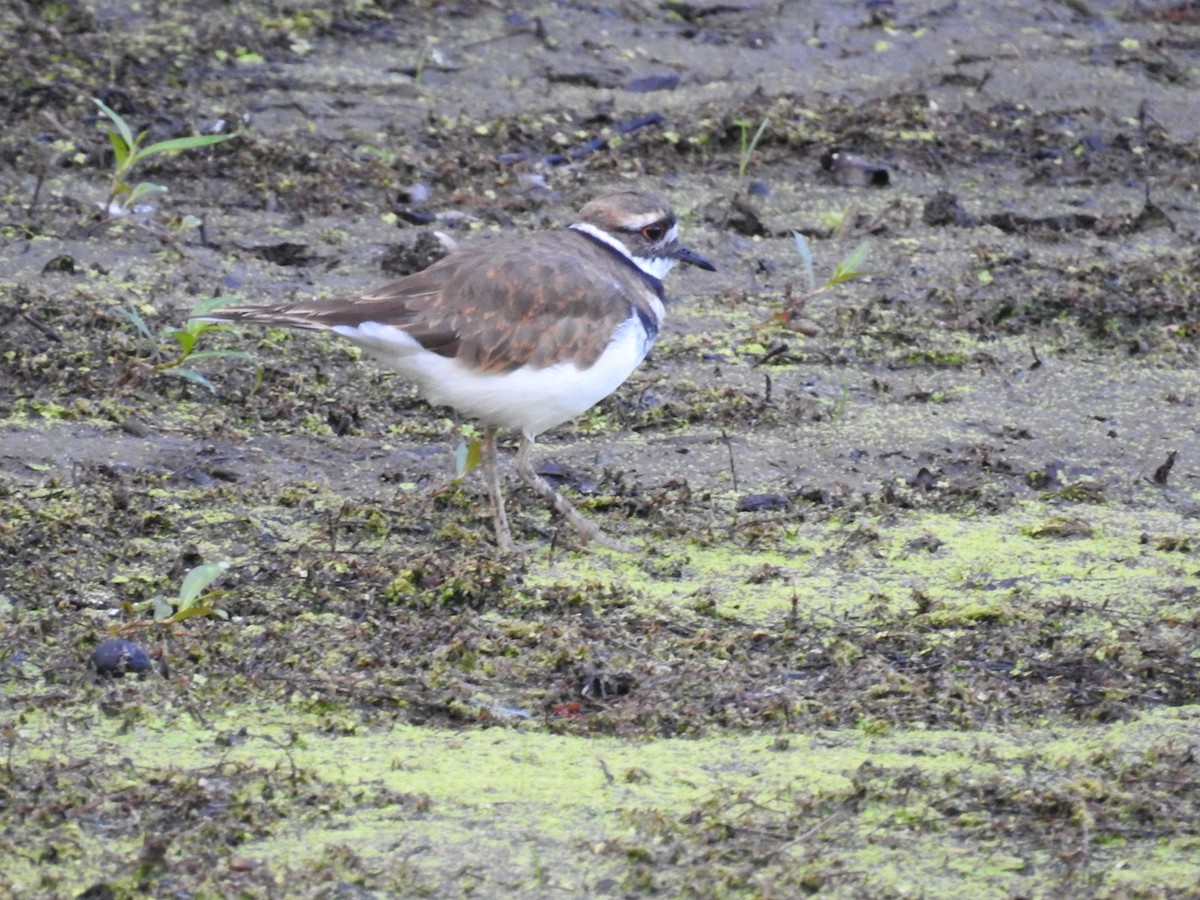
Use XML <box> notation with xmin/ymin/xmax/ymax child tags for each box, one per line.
<box><xmin>1138</xmin><ymin>100</ymin><xmax>1153</xmax><ymax>206</ymax></box>
<box><xmin>721</xmin><ymin>428</ymin><xmax>741</xmax><ymax>539</ymax></box>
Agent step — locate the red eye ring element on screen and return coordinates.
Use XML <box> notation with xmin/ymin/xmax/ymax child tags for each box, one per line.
<box><xmin>642</xmin><ymin>224</ymin><xmax>666</xmax><ymax>241</ymax></box>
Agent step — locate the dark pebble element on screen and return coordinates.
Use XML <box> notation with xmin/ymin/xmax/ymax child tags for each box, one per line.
<box><xmin>922</xmin><ymin>189</ymin><xmax>978</xmax><ymax>227</ymax></box>
<box><xmin>737</xmin><ymin>493</ymin><xmax>791</xmax><ymax>512</ymax></box>
<box><xmin>395</xmin><ymin>208</ymin><xmax>436</xmax><ymax>225</ymax></box>
<box><xmin>41</xmin><ymin>254</ymin><xmax>77</xmax><ymax>274</ymax></box>
<box><xmin>91</xmin><ymin>638</ymin><xmax>152</xmax><ymax>677</ymax></box>
<box><xmin>825</xmin><ymin>151</ymin><xmax>891</xmax><ymax>187</ymax></box>
<box><xmin>624</xmin><ymin>72</ymin><xmax>681</xmax><ymax>93</ymax></box>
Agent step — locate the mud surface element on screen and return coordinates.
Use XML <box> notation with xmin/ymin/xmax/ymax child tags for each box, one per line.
<box><xmin>2</xmin><ymin>1</ymin><xmax>1200</xmax><ymax>897</ymax></box>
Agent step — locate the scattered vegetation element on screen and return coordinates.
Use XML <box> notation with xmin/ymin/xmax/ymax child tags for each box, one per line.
<box><xmin>152</xmin><ymin>560</ymin><xmax>232</xmax><ymax>622</ymax></box>
<box><xmin>772</xmin><ymin>234</ymin><xmax>873</xmax><ymax>328</ymax></box>
<box><xmin>118</xmin><ymin>296</ymin><xmax>252</xmax><ymax>393</ymax></box>
<box><xmin>791</xmin><ymin>233</ymin><xmax>872</xmax><ymax>297</ymax></box>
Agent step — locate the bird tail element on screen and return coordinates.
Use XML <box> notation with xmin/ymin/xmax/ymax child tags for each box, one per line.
<box><xmin>194</xmin><ymin>300</ymin><xmax>333</xmax><ymax>332</ymax></box>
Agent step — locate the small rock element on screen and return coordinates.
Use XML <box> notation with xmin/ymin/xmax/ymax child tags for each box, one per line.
<box><xmin>42</xmin><ymin>254</ymin><xmax>77</xmax><ymax>274</ymax></box>
<box><xmin>824</xmin><ymin>151</ymin><xmax>891</xmax><ymax>187</ymax></box>
<box><xmin>624</xmin><ymin>72</ymin><xmax>681</xmax><ymax>93</ymax></box>
<box><xmin>737</xmin><ymin>493</ymin><xmax>790</xmax><ymax>512</ymax></box>
<box><xmin>923</xmin><ymin>190</ymin><xmax>978</xmax><ymax>227</ymax></box>
<box><xmin>725</xmin><ymin>196</ymin><xmax>767</xmax><ymax>237</ymax></box>
<box><xmin>381</xmin><ymin>232</ymin><xmax>448</xmax><ymax>276</ymax></box>
<box><xmin>91</xmin><ymin>638</ymin><xmax>152</xmax><ymax>677</ymax></box>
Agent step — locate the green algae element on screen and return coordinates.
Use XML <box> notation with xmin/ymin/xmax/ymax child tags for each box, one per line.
<box><xmin>8</xmin><ymin>705</ymin><xmax>1200</xmax><ymax>897</ymax></box>
<box><xmin>523</xmin><ymin>499</ymin><xmax>1198</xmax><ymax>628</ymax></box>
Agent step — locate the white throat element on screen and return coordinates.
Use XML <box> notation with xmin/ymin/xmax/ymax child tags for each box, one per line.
<box><xmin>571</xmin><ymin>222</ymin><xmax>678</xmax><ymax>281</ymax></box>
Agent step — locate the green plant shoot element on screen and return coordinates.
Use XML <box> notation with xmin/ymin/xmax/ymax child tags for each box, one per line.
<box><xmin>828</xmin><ymin>240</ymin><xmax>872</xmax><ymax>288</ymax></box>
<box><xmin>736</xmin><ymin>117</ymin><xmax>769</xmax><ymax>178</ymax></box>
<box><xmin>153</xmin><ymin>561</ymin><xmax>231</xmax><ymax>622</ymax></box>
<box><xmin>455</xmin><ymin>438</ymin><xmax>483</xmax><ymax>478</ymax></box>
<box><xmin>774</xmin><ymin>234</ymin><xmax>874</xmax><ymax>327</ymax></box>
<box><xmin>94</xmin><ymin>97</ymin><xmax>236</xmax><ymax>213</ymax></box>
<box><xmin>791</xmin><ymin>232</ymin><xmax>873</xmax><ymax>295</ymax></box>
<box><xmin>119</xmin><ymin>296</ymin><xmax>253</xmax><ymax>393</ymax></box>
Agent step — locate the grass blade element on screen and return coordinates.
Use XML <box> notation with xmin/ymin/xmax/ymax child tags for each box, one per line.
<box><xmin>93</xmin><ymin>97</ymin><xmax>135</xmax><ymax>149</ymax></box>
<box><xmin>116</xmin><ymin>306</ymin><xmax>154</xmax><ymax>341</ymax></box>
<box><xmin>791</xmin><ymin>231</ymin><xmax>816</xmax><ymax>294</ymax></box>
<box><xmin>131</xmin><ymin>133</ymin><xmax>236</xmax><ymax>165</ymax></box>
<box><xmin>165</xmin><ymin>367</ymin><xmax>219</xmax><ymax>393</ymax></box>
<box><xmin>830</xmin><ymin>240</ymin><xmax>872</xmax><ymax>286</ymax></box>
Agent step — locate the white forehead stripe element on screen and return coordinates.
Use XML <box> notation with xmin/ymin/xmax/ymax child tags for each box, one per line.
<box><xmin>570</xmin><ymin>222</ymin><xmax>634</xmax><ymax>261</ymax></box>
<box><xmin>625</xmin><ymin>211</ymin><xmax>668</xmax><ymax>230</ymax></box>
<box><xmin>570</xmin><ymin>222</ymin><xmax>677</xmax><ymax>280</ymax></box>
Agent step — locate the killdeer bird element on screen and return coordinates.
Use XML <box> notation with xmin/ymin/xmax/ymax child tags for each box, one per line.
<box><xmin>203</xmin><ymin>191</ymin><xmax>714</xmax><ymax>552</ymax></box>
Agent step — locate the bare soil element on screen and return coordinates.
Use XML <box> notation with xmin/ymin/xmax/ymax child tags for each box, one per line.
<box><xmin>2</xmin><ymin>1</ymin><xmax>1199</xmax><ymax>897</ymax></box>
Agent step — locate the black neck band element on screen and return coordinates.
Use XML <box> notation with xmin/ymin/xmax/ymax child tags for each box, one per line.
<box><xmin>571</xmin><ymin>227</ymin><xmax>666</xmax><ymax>301</ymax></box>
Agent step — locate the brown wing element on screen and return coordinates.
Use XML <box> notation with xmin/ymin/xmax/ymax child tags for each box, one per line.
<box><xmin>214</xmin><ymin>232</ymin><xmax>650</xmax><ymax>374</ymax></box>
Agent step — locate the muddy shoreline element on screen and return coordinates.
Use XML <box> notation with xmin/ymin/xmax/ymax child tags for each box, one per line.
<box><xmin>3</xmin><ymin>1</ymin><xmax>1199</xmax><ymax>896</ymax></box>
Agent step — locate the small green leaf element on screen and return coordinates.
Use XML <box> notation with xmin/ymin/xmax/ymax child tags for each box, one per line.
<box><xmin>170</xmin><ymin>603</ymin><xmax>219</xmax><ymax>622</ymax></box>
<box><xmin>153</xmin><ymin>595</ymin><xmax>175</xmax><ymax>622</ymax></box>
<box><xmin>131</xmin><ymin>132</ymin><xmax>236</xmax><ymax>165</ymax></box>
<box><xmin>165</xmin><ymin>367</ymin><xmax>219</xmax><ymax>393</ymax></box>
<box><xmin>829</xmin><ymin>241</ymin><xmax>872</xmax><ymax>286</ymax></box>
<box><xmin>93</xmin><ymin>97</ymin><xmax>135</xmax><ymax>151</ymax></box>
<box><xmin>107</xmin><ymin>130</ymin><xmax>130</xmax><ymax>168</ymax></box>
<box><xmin>179</xmin><ymin>561</ymin><xmax>230</xmax><ymax>609</ymax></box>
<box><xmin>455</xmin><ymin>439</ymin><xmax>483</xmax><ymax>478</ymax></box>
<box><xmin>791</xmin><ymin>231</ymin><xmax>816</xmax><ymax>294</ymax></box>
<box><xmin>169</xmin><ymin>328</ymin><xmax>197</xmax><ymax>356</ymax></box>
<box><xmin>127</xmin><ymin>181</ymin><xmax>169</xmax><ymax>205</ymax></box>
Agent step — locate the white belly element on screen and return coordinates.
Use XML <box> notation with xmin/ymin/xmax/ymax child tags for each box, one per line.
<box><xmin>332</xmin><ymin>315</ymin><xmax>653</xmax><ymax>438</ymax></box>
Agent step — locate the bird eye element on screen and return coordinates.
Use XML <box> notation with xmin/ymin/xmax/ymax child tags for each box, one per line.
<box><xmin>642</xmin><ymin>224</ymin><xmax>666</xmax><ymax>241</ymax></box>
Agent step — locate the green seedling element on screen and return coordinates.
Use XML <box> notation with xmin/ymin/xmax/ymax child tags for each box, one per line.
<box><xmin>153</xmin><ymin>561</ymin><xmax>231</xmax><ymax>622</ymax></box>
<box><xmin>413</xmin><ymin>36</ymin><xmax>445</xmax><ymax>81</ymax></box>
<box><xmin>119</xmin><ymin>295</ymin><xmax>252</xmax><ymax>393</ymax></box>
<box><xmin>776</xmin><ymin>233</ymin><xmax>873</xmax><ymax>326</ymax></box>
<box><xmin>736</xmin><ymin>117</ymin><xmax>769</xmax><ymax>178</ymax></box>
<box><xmin>93</xmin><ymin>97</ymin><xmax>236</xmax><ymax>214</ymax></box>
<box><xmin>455</xmin><ymin>438</ymin><xmax>483</xmax><ymax>478</ymax></box>
<box><xmin>454</xmin><ymin>423</ymin><xmax>483</xmax><ymax>478</ymax></box>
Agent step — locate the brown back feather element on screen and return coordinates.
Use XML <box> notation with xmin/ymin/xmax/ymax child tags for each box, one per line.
<box><xmin>216</xmin><ymin>231</ymin><xmax>656</xmax><ymax>373</ymax></box>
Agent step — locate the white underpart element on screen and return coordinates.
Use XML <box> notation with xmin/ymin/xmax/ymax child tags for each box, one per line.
<box><xmin>331</xmin><ymin>314</ymin><xmax>655</xmax><ymax>438</ymax></box>
<box><xmin>570</xmin><ymin>221</ymin><xmax>679</xmax><ymax>281</ymax></box>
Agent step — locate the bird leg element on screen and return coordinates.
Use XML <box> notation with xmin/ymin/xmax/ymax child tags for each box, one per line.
<box><xmin>479</xmin><ymin>426</ymin><xmax>516</xmax><ymax>553</ymax></box>
<box><xmin>514</xmin><ymin>434</ymin><xmax>635</xmax><ymax>553</ymax></box>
